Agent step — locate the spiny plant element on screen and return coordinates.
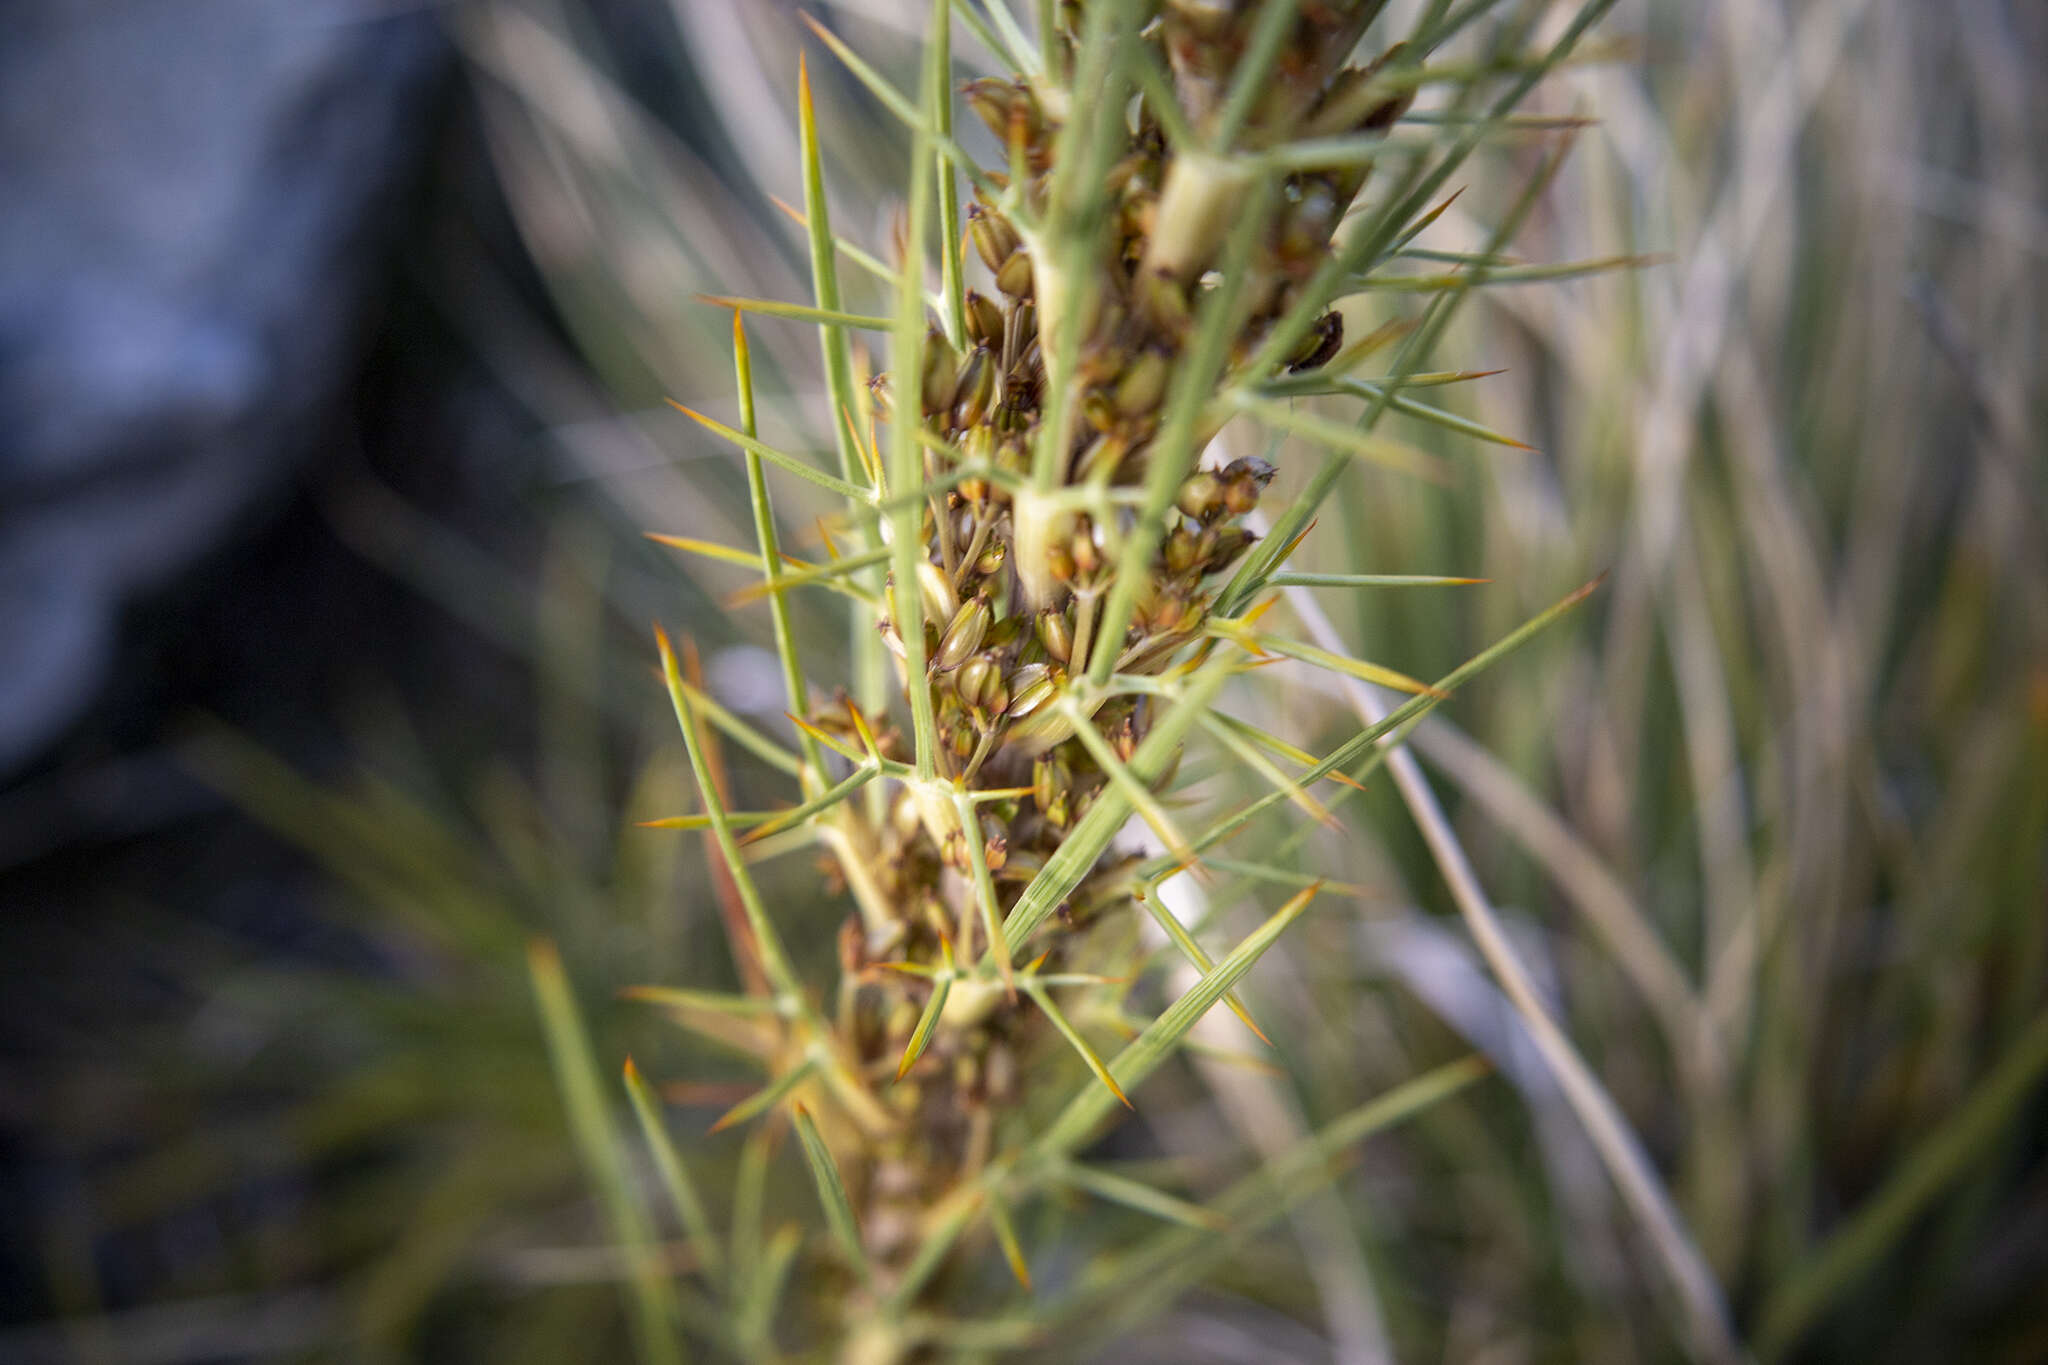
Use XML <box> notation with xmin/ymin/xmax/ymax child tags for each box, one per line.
<box><xmin>569</xmin><ymin>2</ymin><xmax>1631</xmax><ymax>1360</ymax></box>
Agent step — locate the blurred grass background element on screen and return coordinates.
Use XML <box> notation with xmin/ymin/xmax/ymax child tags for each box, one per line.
<box><xmin>3</xmin><ymin>0</ymin><xmax>2043</xmax><ymax>1361</ymax></box>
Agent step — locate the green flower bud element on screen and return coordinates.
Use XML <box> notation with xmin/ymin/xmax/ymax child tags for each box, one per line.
<box><xmin>917</xmin><ymin>558</ymin><xmax>960</xmax><ymax>623</ymax></box>
<box><xmin>935</xmin><ymin>595</ymin><xmax>991</xmax><ymax>671</ymax></box>
<box><xmin>951</xmin><ymin>345</ymin><xmax>997</xmax><ymax>429</ymax></box>
<box><xmin>1176</xmin><ymin>470</ymin><xmax>1225</xmax><ymax>521</ymax></box>
<box><xmin>954</xmin><ymin>653</ymin><xmax>1007</xmax><ymax>714</ymax></box>
<box><xmin>1035</xmin><ymin>608</ymin><xmax>1074</xmax><ymax>663</ymax></box>
<box><xmin>922</xmin><ymin>327</ymin><xmax>958</xmax><ymax>416</ymax></box>
<box><xmin>994</xmin><ymin>249</ymin><xmax>1035</xmax><ymax>300</ymax></box>
<box><xmin>965</xmin><ymin>289</ymin><xmax>1005</xmax><ymax>348</ymax></box>
<box><xmin>1114</xmin><ymin>348</ymin><xmax>1171</xmax><ymax>418</ymax></box>
<box><xmin>1007</xmin><ymin>663</ymin><xmax>1057</xmax><ymax>718</ymax></box>
<box><xmin>967</xmin><ymin>204</ymin><xmax>1022</xmax><ymax>274</ymax></box>
<box><xmin>1010</xmin><ymin>299</ymin><xmax>1037</xmax><ymax>347</ymax></box>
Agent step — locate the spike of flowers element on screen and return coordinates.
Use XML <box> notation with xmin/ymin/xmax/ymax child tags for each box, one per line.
<box><xmin>622</xmin><ymin>1</ymin><xmax>1614</xmax><ymax>1355</ymax></box>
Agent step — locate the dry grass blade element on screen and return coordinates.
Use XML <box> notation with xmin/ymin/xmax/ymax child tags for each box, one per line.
<box><xmin>1281</xmin><ymin>580</ymin><xmax>1744</xmax><ymax>1364</ymax></box>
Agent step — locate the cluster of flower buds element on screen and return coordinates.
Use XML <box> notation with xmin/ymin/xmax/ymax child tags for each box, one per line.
<box><xmin>832</xmin><ymin>4</ymin><xmax>1425</xmax><ymax>1284</ymax></box>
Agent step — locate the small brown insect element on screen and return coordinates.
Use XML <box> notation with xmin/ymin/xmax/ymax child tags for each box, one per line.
<box><xmin>1287</xmin><ymin>309</ymin><xmax>1344</xmax><ymax>372</ymax></box>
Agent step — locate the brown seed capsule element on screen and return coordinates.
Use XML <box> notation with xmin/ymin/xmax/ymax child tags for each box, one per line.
<box><xmin>960</xmin><ymin>77</ymin><xmax>1013</xmax><ymax>142</ymax></box>
<box><xmin>922</xmin><ymin>327</ymin><xmax>958</xmax><ymax>416</ymax></box>
<box><xmin>1148</xmin><ymin>588</ymin><xmax>1191</xmax><ymax>633</ymax></box>
<box><xmin>994</xmin><ymin>249</ymin><xmax>1035</xmax><ymax>300</ymax></box>
<box><xmin>1163</xmin><ymin>525</ymin><xmax>1202</xmax><ymax>575</ymax></box>
<box><xmin>951</xmin><ymin>346</ymin><xmax>997</xmax><ymax>429</ymax></box>
<box><xmin>1007</xmin><ymin>663</ymin><xmax>1057</xmax><ymax>718</ymax></box>
<box><xmin>1004</xmin><ymin>361</ymin><xmax>1041</xmax><ymax>416</ymax></box>
<box><xmin>965</xmin><ymin>289</ymin><xmax>1005</xmax><ymax>349</ymax></box>
<box><xmin>1035</xmin><ymin>608</ymin><xmax>1074</xmax><ymax>663</ymax></box>
<box><xmin>967</xmin><ymin>204</ymin><xmax>1022</xmax><ymax>274</ymax></box>
<box><xmin>1200</xmin><ymin>524</ymin><xmax>1257</xmax><ymax>573</ymax></box>
<box><xmin>1046</xmin><ymin>541</ymin><xmax>1076</xmax><ymax>583</ymax></box>
<box><xmin>1221</xmin><ymin>456</ymin><xmax>1277</xmax><ymax>515</ymax></box>
<box><xmin>1176</xmin><ymin>470</ymin><xmax>1225</xmax><ymax>521</ymax></box>
<box><xmin>979</xmin><ymin>816</ymin><xmax>1009</xmax><ymax>873</ymax></box>
<box><xmin>975</xmin><ymin>540</ymin><xmax>1007</xmax><ymax>576</ymax></box>
<box><xmin>935</xmin><ymin>595</ymin><xmax>990</xmax><ymax>671</ymax></box>
<box><xmin>1224</xmin><ymin>455</ymin><xmax>1278</xmax><ymax>486</ymax></box>
<box><xmin>1008</xmin><ymin>299</ymin><xmax>1037</xmax><ymax>349</ymax></box>
<box><xmin>1109</xmin><ymin>714</ymin><xmax>1140</xmax><ymax>763</ymax></box>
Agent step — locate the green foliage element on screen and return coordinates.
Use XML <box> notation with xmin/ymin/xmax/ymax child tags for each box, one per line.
<box><xmin>601</xmin><ymin>3</ymin><xmax>1634</xmax><ymax>1361</ymax></box>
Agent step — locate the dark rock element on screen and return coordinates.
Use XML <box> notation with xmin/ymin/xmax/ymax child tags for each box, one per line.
<box><xmin>0</xmin><ymin>0</ymin><xmax>451</xmax><ymax>775</ymax></box>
